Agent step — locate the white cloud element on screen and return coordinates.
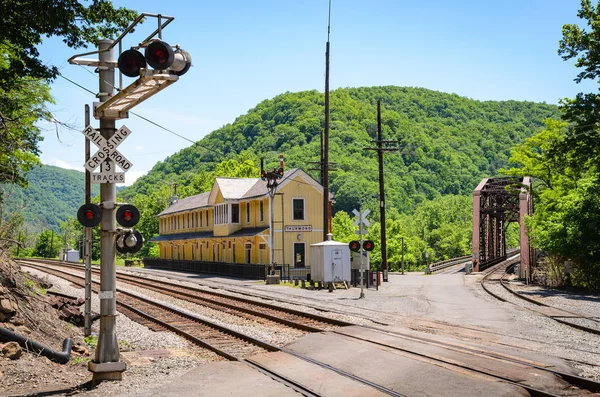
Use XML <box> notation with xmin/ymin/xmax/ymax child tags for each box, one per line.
<box><xmin>135</xmin><ymin>145</ymin><xmax>144</xmax><ymax>151</ymax></box>
<box><xmin>49</xmin><ymin>158</ymin><xmax>83</xmax><ymax>172</ymax></box>
<box><xmin>120</xmin><ymin>170</ymin><xmax>147</xmax><ymax>187</ymax></box>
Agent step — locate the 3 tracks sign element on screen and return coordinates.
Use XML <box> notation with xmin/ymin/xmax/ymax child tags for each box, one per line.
<box><xmin>81</xmin><ymin>125</ymin><xmax>133</xmax><ymax>183</ymax></box>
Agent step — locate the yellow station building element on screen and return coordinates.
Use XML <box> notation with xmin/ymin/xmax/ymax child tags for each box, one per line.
<box><xmin>152</xmin><ymin>168</ymin><xmax>328</xmax><ymax>268</ymax></box>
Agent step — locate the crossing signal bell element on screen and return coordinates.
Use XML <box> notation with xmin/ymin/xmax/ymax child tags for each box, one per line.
<box><xmin>77</xmin><ymin>204</ymin><xmax>102</xmax><ymax>227</ymax></box>
<box><xmin>363</xmin><ymin>240</ymin><xmax>375</xmax><ymax>252</ymax></box>
<box><xmin>349</xmin><ymin>240</ymin><xmax>361</xmax><ymax>252</ymax></box>
<box><xmin>116</xmin><ymin>230</ymin><xmax>143</xmax><ymax>254</ymax></box>
<box><xmin>115</xmin><ymin>204</ymin><xmax>143</xmax><ymax>254</ymax></box>
<box><xmin>118</xmin><ymin>39</ymin><xmax>192</xmax><ymax>78</ymax></box>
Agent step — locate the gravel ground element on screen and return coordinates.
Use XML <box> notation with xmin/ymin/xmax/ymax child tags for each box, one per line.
<box><xmin>473</xmin><ymin>277</ymin><xmax>600</xmax><ymax>380</ymax></box>
<box><xmin>18</xmin><ymin>263</ymin><xmax>600</xmax><ymax>393</ymax></box>
<box><xmin>20</xmin><ymin>266</ymin><xmax>223</xmax><ymax>397</ymax></box>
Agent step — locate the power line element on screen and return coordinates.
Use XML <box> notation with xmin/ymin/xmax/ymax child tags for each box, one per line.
<box><xmin>57</xmin><ymin>73</ymin><xmax>223</xmax><ymax>157</ymax></box>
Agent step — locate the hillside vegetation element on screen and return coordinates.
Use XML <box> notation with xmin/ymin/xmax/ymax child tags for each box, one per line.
<box><xmin>123</xmin><ymin>86</ymin><xmax>558</xmax><ymax>215</ymax></box>
<box><xmin>1</xmin><ymin>165</ymin><xmax>99</xmax><ymax>233</ymax></box>
<box><xmin>114</xmin><ymin>86</ymin><xmax>557</xmax><ymax>267</ymax></box>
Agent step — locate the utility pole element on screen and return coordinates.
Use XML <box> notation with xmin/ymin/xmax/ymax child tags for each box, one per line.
<box><xmin>49</xmin><ymin>230</ymin><xmax>54</xmax><ymax>259</ymax></box>
<box><xmin>363</xmin><ymin>100</ymin><xmax>398</xmax><ymax>282</ymax></box>
<box><xmin>322</xmin><ymin>0</ymin><xmax>332</xmax><ymax>242</ymax></box>
<box><xmin>84</xmin><ymin>104</ymin><xmax>93</xmax><ymax>337</ymax></box>
<box><xmin>401</xmin><ymin>236</ymin><xmax>405</xmax><ymax>275</ymax></box>
<box><xmin>92</xmin><ymin>39</ymin><xmax>125</xmax><ymax>381</ymax></box>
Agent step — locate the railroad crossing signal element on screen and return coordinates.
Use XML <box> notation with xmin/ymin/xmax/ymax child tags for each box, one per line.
<box><xmin>82</xmin><ymin>124</ymin><xmax>132</xmax><ymax>171</ymax></box>
<box><xmin>116</xmin><ymin>204</ymin><xmax>140</xmax><ymax>228</ymax></box>
<box><xmin>363</xmin><ymin>240</ymin><xmax>375</xmax><ymax>252</ymax></box>
<box><xmin>349</xmin><ymin>240</ymin><xmax>361</xmax><ymax>252</ymax></box>
<box><xmin>77</xmin><ymin>204</ymin><xmax>102</xmax><ymax>227</ymax></box>
<box><xmin>118</xmin><ymin>39</ymin><xmax>192</xmax><ymax>78</ymax></box>
<box><xmin>116</xmin><ymin>230</ymin><xmax>143</xmax><ymax>254</ymax></box>
<box><xmin>353</xmin><ymin>208</ymin><xmax>371</xmax><ymax>227</ymax></box>
<box><xmin>81</xmin><ymin>125</ymin><xmax>133</xmax><ymax>182</ymax></box>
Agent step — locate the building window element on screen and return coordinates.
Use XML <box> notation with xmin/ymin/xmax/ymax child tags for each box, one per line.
<box><xmin>231</xmin><ymin>203</ymin><xmax>240</xmax><ymax>223</ymax></box>
<box><xmin>233</xmin><ymin>243</ymin><xmax>236</xmax><ymax>263</ymax></box>
<box><xmin>214</xmin><ymin>204</ymin><xmax>229</xmax><ymax>225</ymax></box>
<box><xmin>293</xmin><ymin>198</ymin><xmax>305</xmax><ymax>220</ymax></box>
<box><xmin>246</xmin><ymin>202</ymin><xmax>250</xmax><ymax>223</ymax></box>
<box><xmin>259</xmin><ymin>200</ymin><xmax>264</xmax><ymax>222</ymax></box>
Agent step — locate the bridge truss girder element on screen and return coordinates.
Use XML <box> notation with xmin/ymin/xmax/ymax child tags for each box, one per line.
<box><xmin>472</xmin><ymin>176</ymin><xmax>533</xmax><ymax>278</ymax></box>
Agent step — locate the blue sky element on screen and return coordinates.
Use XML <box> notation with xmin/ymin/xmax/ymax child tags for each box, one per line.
<box><xmin>37</xmin><ymin>0</ymin><xmax>592</xmax><ymax>185</ymax></box>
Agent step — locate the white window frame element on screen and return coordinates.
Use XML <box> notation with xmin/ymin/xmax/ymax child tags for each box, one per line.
<box><xmin>292</xmin><ymin>198</ymin><xmax>305</xmax><ymax>221</ymax></box>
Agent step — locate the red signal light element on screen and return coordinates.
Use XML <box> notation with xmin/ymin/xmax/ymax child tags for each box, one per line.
<box><xmin>362</xmin><ymin>240</ymin><xmax>375</xmax><ymax>252</ymax></box>
<box><xmin>122</xmin><ymin>210</ymin><xmax>134</xmax><ymax>222</ymax></box>
<box><xmin>118</xmin><ymin>49</ymin><xmax>147</xmax><ymax>78</ymax></box>
<box><xmin>116</xmin><ymin>204</ymin><xmax>140</xmax><ymax>228</ymax></box>
<box><xmin>349</xmin><ymin>240</ymin><xmax>361</xmax><ymax>252</ymax></box>
<box><xmin>77</xmin><ymin>204</ymin><xmax>102</xmax><ymax>227</ymax></box>
<box><xmin>145</xmin><ymin>40</ymin><xmax>174</xmax><ymax>70</ymax></box>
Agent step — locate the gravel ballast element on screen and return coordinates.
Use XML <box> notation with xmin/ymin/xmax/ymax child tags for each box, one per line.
<box><xmin>19</xmin><ymin>263</ymin><xmax>600</xmax><ymax>393</ymax></box>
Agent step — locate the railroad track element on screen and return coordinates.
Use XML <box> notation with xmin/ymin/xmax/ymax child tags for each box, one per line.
<box><xmin>19</xmin><ymin>260</ymin><xmax>277</xmax><ymax>360</ymax></box>
<box><xmin>19</xmin><ymin>259</ymin><xmax>600</xmax><ymax>396</ymax></box>
<box><xmin>17</xmin><ymin>260</ymin><xmax>404</xmax><ymax>396</ymax></box>
<box><xmin>481</xmin><ymin>257</ymin><xmax>600</xmax><ymax>336</ymax></box>
<box><xmin>18</xmin><ymin>259</ymin><xmax>351</xmax><ymax>333</ymax></box>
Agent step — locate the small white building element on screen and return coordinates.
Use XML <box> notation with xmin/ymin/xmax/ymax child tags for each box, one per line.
<box><xmin>66</xmin><ymin>250</ymin><xmax>80</xmax><ymax>263</ymax></box>
<box><xmin>310</xmin><ymin>237</ymin><xmax>351</xmax><ymax>283</ymax></box>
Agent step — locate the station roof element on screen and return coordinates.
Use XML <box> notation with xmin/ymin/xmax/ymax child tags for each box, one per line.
<box><xmin>150</xmin><ymin>227</ymin><xmax>268</xmax><ymax>242</ymax></box>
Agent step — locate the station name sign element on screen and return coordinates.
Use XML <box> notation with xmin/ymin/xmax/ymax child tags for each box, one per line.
<box><xmin>285</xmin><ymin>225</ymin><xmax>312</xmax><ymax>232</ymax></box>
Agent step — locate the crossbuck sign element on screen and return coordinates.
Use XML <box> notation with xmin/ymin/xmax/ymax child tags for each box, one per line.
<box><xmin>82</xmin><ymin>125</ymin><xmax>133</xmax><ymax>183</ymax></box>
<box><xmin>353</xmin><ymin>208</ymin><xmax>371</xmax><ymax>235</ymax></box>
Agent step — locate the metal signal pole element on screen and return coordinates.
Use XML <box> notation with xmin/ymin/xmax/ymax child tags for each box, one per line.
<box><xmin>84</xmin><ymin>104</ymin><xmax>93</xmax><ymax>337</ymax></box>
<box><xmin>363</xmin><ymin>100</ymin><xmax>398</xmax><ymax>282</ymax></box>
<box><xmin>90</xmin><ymin>39</ymin><xmax>125</xmax><ymax>381</ymax></box>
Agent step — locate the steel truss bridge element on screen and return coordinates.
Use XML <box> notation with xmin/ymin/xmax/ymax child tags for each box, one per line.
<box><xmin>472</xmin><ymin>177</ymin><xmax>534</xmax><ymax>278</ymax></box>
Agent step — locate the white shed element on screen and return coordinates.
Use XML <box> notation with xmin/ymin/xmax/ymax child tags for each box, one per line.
<box><xmin>66</xmin><ymin>249</ymin><xmax>80</xmax><ymax>263</ymax></box>
<box><xmin>310</xmin><ymin>238</ymin><xmax>351</xmax><ymax>283</ymax></box>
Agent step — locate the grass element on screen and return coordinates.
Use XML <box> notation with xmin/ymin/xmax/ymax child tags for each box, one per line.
<box><xmin>84</xmin><ymin>335</ymin><xmax>98</xmax><ymax>349</ymax></box>
<box><xmin>71</xmin><ymin>356</ymin><xmax>90</xmax><ymax>366</ymax></box>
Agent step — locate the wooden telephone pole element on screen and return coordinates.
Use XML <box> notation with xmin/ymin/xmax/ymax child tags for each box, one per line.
<box><xmin>364</xmin><ymin>100</ymin><xmax>399</xmax><ymax>282</ymax></box>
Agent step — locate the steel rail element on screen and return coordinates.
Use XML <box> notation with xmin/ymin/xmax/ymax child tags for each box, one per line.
<box><xmin>350</xmin><ymin>325</ymin><xmax>600</xmax><ymax>394</ymax></box>
<box><xmin>481</xmin><ymin>259</ymin><xmax>600</xmax><ymax>336</ymax></box>
<box><xmin>20</xmin><ymin>261</ymin><xmax>279</xmax><ymax>359</ymax></box>
<box><xmin>20</xmin><ymin>260</ymin><xmax>409</xmax><ymax>397</ymax></box>
<box><xmin>22</xmin><ymin>258</ymin><xmax>353</xmax><ymax>328</ymax></box>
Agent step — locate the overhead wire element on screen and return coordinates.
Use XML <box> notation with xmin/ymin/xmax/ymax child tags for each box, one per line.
<box><xmin>57</xmin><ymin>73</ymin><xmax>223</xmax><ymax>157</ymax></box>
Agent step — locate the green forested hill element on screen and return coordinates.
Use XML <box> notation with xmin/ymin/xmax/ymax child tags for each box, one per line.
<box><xmin>122</xmin><ymin>86</ymin><xmax>558</xmax><ymax>214</ymax></box>
<box><xmin>1</xmin><ymin>165</ymin><xmax>99</xmax><ymax>233</ymax></box>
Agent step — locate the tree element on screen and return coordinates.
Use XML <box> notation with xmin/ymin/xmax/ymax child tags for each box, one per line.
<box><xmin>498</xmin><ymin>1</ymin><xmax>600</xmax><ymax>290</ymax></box>
<box><xmin>0</xmin><ymin>1</ymin><xmax>137</xmax><ymax>91</ymax></box>
<box><xmin>33</xmin><ymin>230</ymin><xmax>60</xmax><ymax>258</ymax></box>
<box><xmin>0</xmin><ymin>43</ymin><xmax>52</xmax><ymax>187</ymax></box>
<box><xmin>0</xmin><ymin>2</ymin><xmax>137</xmax><ymax>190</ymax></box>
<box><xmin>558</xmin><ymin>0</ymin><xmax>600</xmax><ymax>168</ymax></box>
<box><xmin>331</xmin><ymin>211</ymin><xmax>354</xmax><ymax>242</ymax></box>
